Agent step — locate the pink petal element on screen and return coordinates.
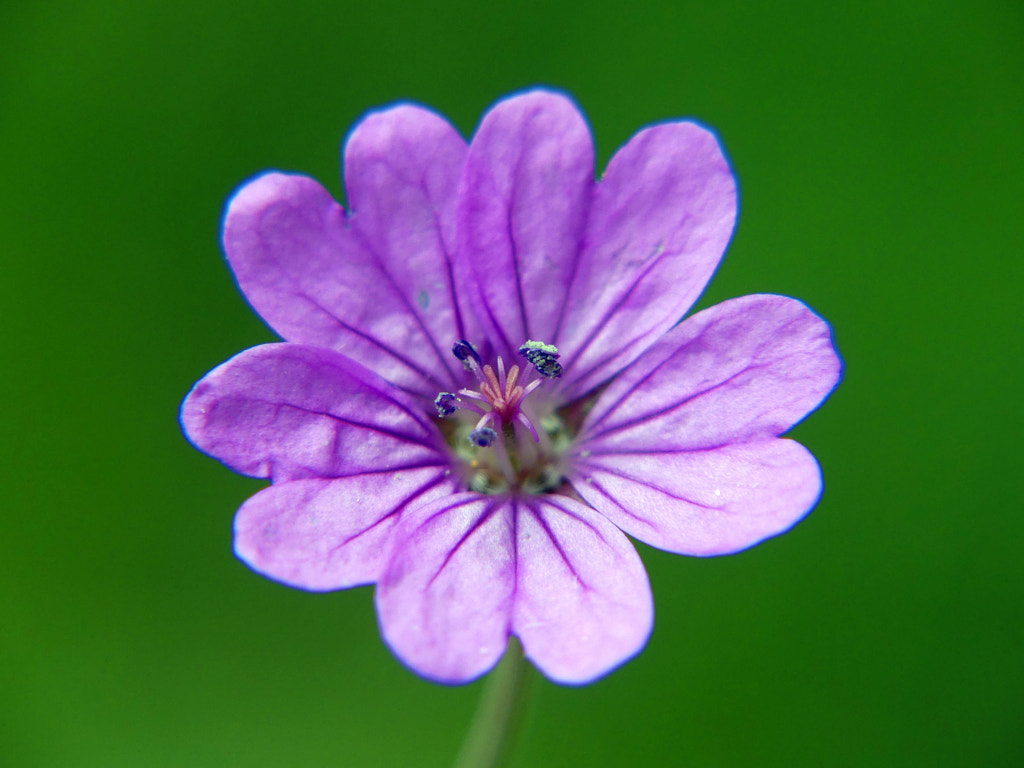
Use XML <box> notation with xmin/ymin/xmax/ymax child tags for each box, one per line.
<box><xmin>557</xmin><ymin>121</ymin><xmax>737</xmax><ymax>398</ymax></box>
<box><xmin>579</xmin><ymin>295</ymin><xmax>841</xmax><ymax>451</ymax></box>
<box><xmin>376</xmin><ymin>493</ymin><xmax>653</xmax><ymax>684</ymax></box>
<box><xmin>513</xmin><ymin>496</ymin><xmax>653</xmax><ymax>684</ymax></box>
<box><xmin>180</xmin><ymin>343</ymin><xmax>447</xmax><ymax>482</ymax></box>
<box><xmin>456</xmin><ymin>90</ymin><xmax>594</xmax><ymax>359</ymax></box>
<box><xmin>376</xmin><ymin>494</ymin><xmax>515</xmax><ymax>684</ymax></box>
<box><xmin>574</xmin><ymin>440</ymin><xmax>823</xmax><ymax>556</ymax></box>
<box><xmin>234</xmin><ymin>468</ymin><xmax>453</xmax><ymax>591</ymax></box>
<box><xmin>223</xmin><ymin>105</ymin><xmax>469</xmax><ymax>399</ymax></box>
<box><xmin>572</xmin><ymin>294</ymin><xmax>841</xmax><ymax>555</ymax></box>
<box><xmin>343</xmin><ymin>105</ymin><xmax>478</xmax><ymax>356</ymax></box>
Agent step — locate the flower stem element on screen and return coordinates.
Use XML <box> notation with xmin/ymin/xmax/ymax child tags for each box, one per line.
<box><xmin>453</xmin><ymin>636</ymin><xmax>533</xmax><ymax>768</ymax></box>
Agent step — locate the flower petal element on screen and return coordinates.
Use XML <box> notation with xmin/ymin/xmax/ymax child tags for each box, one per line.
<box><xmin>571</xmin><ymin>294</ymin><xmax>840</xmax><ymax>555</ymax></box>
<box><xmin>456</xmin><ymin>90</ymin><xmax>594</xmax><ymax>359</ymax></box>
<box><xmin>579</xmin><ymin>294</ymin><xmax>841</xmax><ymax>451</ymax></box>
<box><xmin>573</xmin><ymin>440</ymin><xmax>823</xmax><ymax>556</ymax></box>
<box><xmin>343</xmin><ymin>105</ymin><xmax>477</xmax><ymax>363</ymax></box>
<box><xmin>376</xmin><ymin>492</ymin><xmax>653</xmax><ymax>684</ymax></box>
<box><xmin>223</xmin><ymin>105</ymin><xmax>469</xmax><ymax>399</ymax></box>
<box><xmin>557</xmin><ymin>121</ymin><xmax>737</xmax><ymax>398</ymax></box>
<box><xmin>181</xmin><ymin>343</ymin><xmax>447</xmax><ymax>483</ymax></box>
<box><xmin>376</xmin><ymin>494</ymin><xmax>515</xmax><ymax>684</ymax></box>
<box><xmin>233</xmin><ymin>469</ymin><xmax>453</xmax><ymax>591</ymax></box>
<box><xmin>513</xmin><ymin>496</ymin><xmax>653</xmax><ymax>684</ymax></box>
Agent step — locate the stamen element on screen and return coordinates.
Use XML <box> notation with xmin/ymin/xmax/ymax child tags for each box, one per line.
<box><xmin>521</xmin><ymin>379</ymin><xmax>543</xmax><ymax>398</ymax></box>
<box><xmin>439</xmin><ymin>339</ymin><xmax>558</xmax><ymax>458</ymax></box>
<box><xmin>468</xmin><ymin>427</ymin><xmax>498</xmax><ymax>447</ymax></box>
<box><xmin>532</xmin><ymin>356</ymin><xmax>562</xmax><ymax>378</ymax></box>
<box><xmin>518</xmin><ymin>340</ymin><xmax>563</xmax><ymax>379</ymax></box>
<box><xmin>520</xmin><ymin>401</ymin><xmax>551</xmax><ymax>452</ymax></box>
<box><xmin>435</xmin><ymin>337</ymin><xmax>569</xmax><ymax>493</ymax></box>
<box><xmin>434</xmin><ymin>392</ymin><xmax>458</xmax><ymax>417</ymax></box>
<box><xmin>452</xmin><ymin>340</ymin><xmax>483</xmax><ymax>371</ymax></box>
<box><xmin>519</xmin><ymin>340</ymin><xmax>558</xmax><ymax>357</ymax></box>
<box><xmin>435</xmin><ymin>391</ymin><xmax>487</xmax><ymax>416</ymax></box>
<box><xmin>516</xmin><ymin>412</ymin><xmax>540</xmax><ymax>443</ymax></box>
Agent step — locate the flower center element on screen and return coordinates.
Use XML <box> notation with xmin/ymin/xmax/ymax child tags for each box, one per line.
<box><xmin>434</xmin><ymin>340</ymin><xmax>567</xmax><ymax>494</ymax></box>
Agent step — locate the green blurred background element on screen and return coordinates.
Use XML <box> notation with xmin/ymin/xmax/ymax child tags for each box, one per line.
<box><xmin>2</xmin><ymin>0</ymin><xmax>1021</xmax><ymax>765</ymax></box>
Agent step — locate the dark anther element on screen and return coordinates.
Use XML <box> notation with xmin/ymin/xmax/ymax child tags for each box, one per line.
<box><xmin>518</xmin><ymin>340</ymin><xmax>563</xmax><ymax>379</ymax></box>
<box><xmin>467</xmin><ymin>427</ymin><xmax>498</xmax><ymax>447</ymax></box>
<box><xmin>452</xmin><ymin>339</ymin><xmax>482</xmax><ymax>369</ymax></box>
<box><xmin>531</xmin><ymin>356</ymin><xmax>563</xmax><ymax>378</ymax></box>
<box><xmin>434</xmin><ymin>392</ymin><xmax>458</xmax><ymax>417</ymax></box>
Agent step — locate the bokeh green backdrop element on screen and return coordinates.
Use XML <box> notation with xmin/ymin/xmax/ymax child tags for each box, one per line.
<box><xmin>2</xmin><ymin>1</ymin><xmax>1021</xmax><ymax>765</ymax></box>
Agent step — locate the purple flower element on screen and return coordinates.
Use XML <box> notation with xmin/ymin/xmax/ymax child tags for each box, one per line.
<box><xmin>181</xmin><ymin>90</ymin><xmax>841</xmax><ymax>685</ymax></box>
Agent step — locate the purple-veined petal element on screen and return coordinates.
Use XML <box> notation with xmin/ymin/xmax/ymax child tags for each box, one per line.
<box><xmin>223</xmin><ymin>105</ymin><xmax>469</xmax><ymax>399</ymax></box>
<box><xmin>513</xmin><ymin>495</ymin><xmax>653</xmax><ymax>684</ymax></box>
<box><xmin>556</xmin><ymin>121</ymin><xmax>737</xmax><ymax>399</ymax></box>
<box><xmin>456</xmin><ymin>90</ymin><xmax>594</xmax><ymax>360</ymax></box>
<box><xmin>571</xmin><ymin>294</ymin><xmax>840</xmax><ymax>555</ymax></box>
<box><xmin>376</xmin><ymin>494</ymin><xmax>515</xmax><ymax>684</ymax></box>
<box><xmin>181</xmin><ymin>343</ymin><xmax>448</xmax><ymax>483</ymax></box>
<box><xmin>579</xmin><ymin>294</ymin><xmax>841</xmax><ymax>451</ymax></box>
<box><xmin>376</xmin><ymin>492</ymin><xmax>653</xmax><ymax>684</ymax></box>
<box><xmin>343</xmin><ymin>105</ymin><xmax>477</xmax><ymax>365</ymax></box>
<box><xmin>234</xmin><ymin>469</ymin><xmax>453</xmax><ymax>591</ymax></box>
<box><xmin>573</xmin><ymin>440</ymin><xmax>823</xmax><ymax>556</ymax></box>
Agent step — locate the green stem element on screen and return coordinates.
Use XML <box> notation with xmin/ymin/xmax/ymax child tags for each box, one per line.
<box><xmin>453</xmin><ymin>637</ymin><xmax>533</xmax><ymax>768</ymax></box>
